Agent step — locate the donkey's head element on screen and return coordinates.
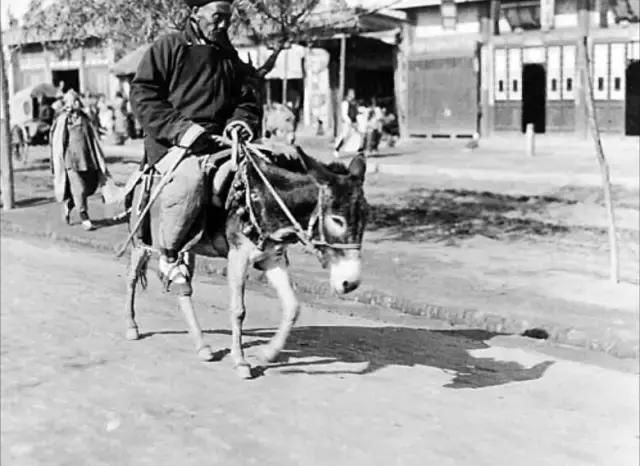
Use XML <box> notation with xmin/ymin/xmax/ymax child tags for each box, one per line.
<box><xmin>305</xmin><ymin>154</ymin><xmax>369</xmax><ymax>294</ymax></box>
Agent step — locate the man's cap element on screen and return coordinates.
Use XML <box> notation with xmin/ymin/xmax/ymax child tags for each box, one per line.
<box><xmin>185</xmin><ymin>0</ymin><xmax>233</xmax><ymax>10</ymax></box>
<box><xmin>63</xmin><ymin>89</ymin><xmax>81</xmax><ymax>108</ymax></box>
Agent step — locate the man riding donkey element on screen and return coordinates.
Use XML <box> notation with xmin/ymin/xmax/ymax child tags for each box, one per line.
<box><xmin>129</xmin><ymin>0</ymin><xmax>296</xmax><ymax>295</ymax></box>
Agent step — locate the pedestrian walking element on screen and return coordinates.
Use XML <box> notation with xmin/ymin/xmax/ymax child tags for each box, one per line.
<box><xmin>50</xmin><ymin>90</ymin><xmax>116</xmax><ymax>231</ymax></box>
<box><xmin>10</xmin><ymin>124</ymin><xmax>27</xmax><ymax>165</ymax></box>
<box><xmin>129</xmin><ymin>0</ymin><xmax>262</xmax><ymax>291</ymax></box>
<box><xmin>333</xmin><ymin>88</ymin><xmax>360</xmax><ymax>158</ymax></box>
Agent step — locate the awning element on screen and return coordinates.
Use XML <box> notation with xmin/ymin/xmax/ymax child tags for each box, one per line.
<box><xmin>111</xmin><ymin>45</ymin><xmax>151</xmax><ymax>76</ymax></box>
<box><xmin>501</xmin><ymin>1</ymin><xmax>541</xmax><ymax>30</ymax></box>
<box><xmin>236</xmin><ymin>44</ymin><xmax>306</xmax><ymax>80</ymax></box>
<box><xmin>610</xmin><ymin>0</ymin><xmax>639</xmax><ymax>22</ymax></box>
<box><xmin>9</xmin><ymin>83</ymin><xmax>57</xmax><ymax>126</ymax></box>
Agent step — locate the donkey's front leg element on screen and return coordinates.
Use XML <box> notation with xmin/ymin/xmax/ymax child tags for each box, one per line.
<box><xmin>260</xmin><ymin>260</ymin><xmax>300</xmax><ymax>363</ymax></box>
<box><xmin>175</xmin><ymin>252</ymin><xmax>214</xmax><ymax>361</ymax></box>
<box><xmin>227</xmin><ymin>246</ymin><xmax>252</xmax><ymax>379</ymax></box>
<box><xmin>124</xmin><ymin>246</ymin><xmax>150</xmax><ymax>341</ymax></box>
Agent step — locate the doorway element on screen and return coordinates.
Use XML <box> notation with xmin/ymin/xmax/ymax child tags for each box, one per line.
<box><xmin>625</xmin><ymin>60</ymin><xmax>640</xmax><ymax>136</ymax></box>
<box><xmin>52</xmin><ymin>69</ymin><xmax>80</xmax><ymax>93</ymax></box>
<box><xmin>521</xmin><ymin>63</ymin><xmax>546</xmax><ymax>133</ymax></box>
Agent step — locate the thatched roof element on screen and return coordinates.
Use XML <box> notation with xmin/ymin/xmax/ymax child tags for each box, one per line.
<box><xmin>111</xmin><ymin>44</ymin><xmax>151</xmax><ymax>76</ymax></box>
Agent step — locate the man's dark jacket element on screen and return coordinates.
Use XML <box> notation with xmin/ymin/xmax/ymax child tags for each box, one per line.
<box><xmin>130</xmin><ymin>22</ymin><xmax>261</xmax><ymax>166</ymax></box>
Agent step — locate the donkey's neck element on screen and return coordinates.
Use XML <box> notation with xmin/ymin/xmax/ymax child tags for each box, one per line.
<box><xmin>271</xmin><ymin>176</ymin><xmax>319</xmax><ymax>226</ymax></box>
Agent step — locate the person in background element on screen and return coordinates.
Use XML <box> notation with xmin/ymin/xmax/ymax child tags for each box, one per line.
<box><xmin>50</xmin><ymin>90</ymin><xmax>115</xmax><ymax>231</ymax></box>
<box><xmin>37</xmin><ymin>96</ymin><xmax>54</xmax><ymax>144</ymax></box>
<box><xmin>97</xmin><ymin>94</ymin><xmax>112</xmax><ymax>138</ymax></box>
<box><xmin>55</xmin><ymin>80</ymin><xmax>65</xmax><ymax>99</ymax></box>
<box><xmin>113</xmin><ymin>91</ymin><xmax>128</xmax><ymax>145</ymax></box>
<box><xmin>333</xmin><ymin>88</ymin><xmax>359</xmax><ymax>158</ymax></box>
<box><xmin>86</xmin><ymin>94</ymin><xmax>101</xmax><ymax>131</ymax></box>
<box><xmin>11</xmin><ymin>124</ymin><xmax>27</xmax><ymax>165</ymax></box>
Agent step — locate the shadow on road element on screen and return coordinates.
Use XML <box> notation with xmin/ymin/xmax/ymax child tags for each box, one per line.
<box><xmin>367</xmin><ymin>188</ymin><xmax>573</xmax><ymax>242</ymax></box>
<box><xmin>14</xmin><ymin>196</ymin><xmax>54</xmax><ymax>208</ymax></box>
<box><xmin>236</xmin><ymin>326</ymin><xmax>555</xmax><ymax>389</ymax></box>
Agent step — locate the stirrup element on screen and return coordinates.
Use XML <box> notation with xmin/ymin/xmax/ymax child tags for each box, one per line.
<box><xmin>158</xmin><ymin>260</ymin><xmax>191</xmax><ymax>293</ymax></box>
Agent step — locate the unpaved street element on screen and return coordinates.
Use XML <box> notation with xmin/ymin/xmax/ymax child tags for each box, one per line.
<box><xmin>1</xmin><ymin>236</ymin><xmax>638</xmax><ymax>466</ymax></box>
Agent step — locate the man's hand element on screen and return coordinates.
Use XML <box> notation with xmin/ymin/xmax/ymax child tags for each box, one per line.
<box><xmin>224</xmin><ymin>121</ymin><xmax>253</xmax><ymax>143</ymax></box>
<box><xmin>188</xmin><ymin>132</ymin><xmax>224</xmax><ymax>155</ymax></box>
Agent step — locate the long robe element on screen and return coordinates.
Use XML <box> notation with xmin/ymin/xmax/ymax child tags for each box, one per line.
<box><xmin>50</xmin><ymin>110</ymin><xmax>118</xmax><ymax>204</ymax></box>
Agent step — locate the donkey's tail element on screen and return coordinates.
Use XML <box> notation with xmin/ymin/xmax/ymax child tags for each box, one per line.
<box><xmin>138</xmin><ymin>253</ymin><xmax>149</xmax><ymax>290</ymax></box>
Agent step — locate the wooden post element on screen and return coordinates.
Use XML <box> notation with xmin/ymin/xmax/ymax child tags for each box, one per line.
<box><xmin>338</xmin><ymin>34</ymin><xmax>347</xmax><ymax>104</ymax></box>
<box><xmin>79</xmin><ymin>47</ymin><xmax>87</xmax><ymax>94</ymax></box>
<box><xmin>480</xmin><ymin>17</ymin><xmax>492</xmax><ymax>138</ymax></box>
<box><xmin>575</xmin><ymin>0</ymin><xmax>590</xmax><ymax>138</ymax></box>
<box><xmin>0</xmin><ymin>29</ymin><xmax>15</xmax><ymax>211</ymax></box>
<box><xmin>490</xmin><ymin>0</ymin><xmax>500</xmax><ymax>36</ymax></box>
<box><xmin>581</xmin><ymin>35</ymin><xmax>619</xmax><ymax>283</ymax></box>
<box><xmin>525</xmin><ymin>123</ymin><xmax>535</xmax><ymax>156</ymax></box>
<box><xmin>282</xmin><ymin>48</ymin><xmax>288</xmax><ymax>105</ymax></box>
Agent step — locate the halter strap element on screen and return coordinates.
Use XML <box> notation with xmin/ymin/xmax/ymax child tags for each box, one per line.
<box><xmin>242</xmin><ymin>143</ymin><xmax>362</xmax><ymax>255</ymax></box>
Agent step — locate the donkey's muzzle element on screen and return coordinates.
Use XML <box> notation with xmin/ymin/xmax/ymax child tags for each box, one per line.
<box><xmin>329</xmin><ymin>255</ymin><xmax>362</xmax><ymax>295</ymax></box>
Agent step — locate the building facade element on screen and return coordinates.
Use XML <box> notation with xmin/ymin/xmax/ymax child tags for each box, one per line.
<box><xmin>395</xmin><ymin>0</ymin><xmax>640</xmax><ymax>136</ymax></box>
<box><xmin>2</xmin><ymin>28</ymin><xmax>119</xmax><ymax>99</ymax></box>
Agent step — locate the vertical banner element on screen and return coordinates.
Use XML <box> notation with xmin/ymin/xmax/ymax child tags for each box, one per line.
<box><xmin>304</xmin><ymin>48</ymin><xmax>331</xmax><ymax>134</ymax></box>
<box><xmin>540</xmin><ymin>0</ymin><xmax>556</xmax><ymax>30</ymax></box>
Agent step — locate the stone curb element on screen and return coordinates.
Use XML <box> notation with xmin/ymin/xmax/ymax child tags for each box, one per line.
<box><xmin>368</xmin><ymin>163</ymin><xmax>639</xmax><ymax>189</ymax></box>
<box><xmin>100</xmin><ymin>145</ymin><xmax>639</xmax><ymax>189</ymax></box>
<box><xmin>2</xmin><ymin>219</ymin><xmax>637</xmax><ymax>360</ymax></box>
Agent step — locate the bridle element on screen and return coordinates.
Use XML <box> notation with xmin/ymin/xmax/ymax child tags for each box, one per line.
<box><xmin>236</xmin><ymin>141</ymin><xmax>362</xmax><ymax>261</ymax></box>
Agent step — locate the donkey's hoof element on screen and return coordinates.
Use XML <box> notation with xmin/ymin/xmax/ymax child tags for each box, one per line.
<box><xmin>197</xmin><ymin>345</ymin><xmax>215</xmax><ymax>362</ymax></box>
<box><xmin>259</xmin><ymin>346</ymin><xmax>280</xmax><ymax>364</ymax></box>
<box><xmin>235</xmin><ymin>363</ymin><xmax>253</xmax><ymax>379</ymax></box>
<box><xmin>125</xmin><ymin>327</ymin><xmax>140</xmax><ymax>341</ymax></box>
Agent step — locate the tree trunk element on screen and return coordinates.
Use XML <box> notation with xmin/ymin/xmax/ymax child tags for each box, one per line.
<box><xmin>0</xmin><ymin>28</ymin><xmax>15</xmax><ymax>211</ymax></box>
<box><xmin>581</xmin><ymin>35</ymin><xmax>620</xmax><ymax>283</ymax></box>
<box><xmin>257</xmin><ymin>46</ymin><xmax>284</xmax><ymax>79</ymax></box>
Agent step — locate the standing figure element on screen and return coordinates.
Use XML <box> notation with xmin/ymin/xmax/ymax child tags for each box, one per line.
<box><xmin>97</xmin><ymin>95</ymin><xmax>112</xmax><ymax>138</ymax></box>
<box><xmin>333</xmin><ymin>88</ymin><xmax>360</xmax><ymax>158</ymax></box>
<box><xmin>130</xmin><ymin>0</ymin><xmax>261</xmax><ymax>291</ymax></box>
<box><xmin>50</xmin><ymin>90</ymin><xmax>114</xmax><ymax>231</ymax></box>
<box><xmin>113</xmin><ymin>91</ymin><xmax>128</xmax><ymax>145</ymax></box>
<box><xmin>10</xmin><ymin>124</ymin><xmax>27</xmax><ymax>164</ymax></box>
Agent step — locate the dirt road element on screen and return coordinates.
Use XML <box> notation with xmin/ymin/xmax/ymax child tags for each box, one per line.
<box><xmin>1</xmin><ymin>236</ymin><xmax>637</xmax><ymax>465</ymax></box>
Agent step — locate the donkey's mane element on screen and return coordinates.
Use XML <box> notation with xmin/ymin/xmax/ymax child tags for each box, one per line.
<box><xmin>260</xmin><ymin>144</ymin><xmax>350</xmax><ymax>179</ymax></box>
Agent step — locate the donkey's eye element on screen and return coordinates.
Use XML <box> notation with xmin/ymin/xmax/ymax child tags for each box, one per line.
<box><xmin>325</xmin><ymin>215</ymin><xmax>347</xmax><ymax>236</ymax></box>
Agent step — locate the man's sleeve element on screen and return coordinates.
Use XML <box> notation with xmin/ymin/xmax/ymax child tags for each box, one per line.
<box><xmin>341</xmin><ymin>101</ymin><xmax>350</xmax><ymax>122</ymax></box>
<box><xmin>226</xmin><ymin>63</ymin><xmax>262</xmax><ymax>140</ymax></box>
<box><xmin>130</xmin><ymin>37</ymin><xmax>204</xmax><ymax>148</ymax></box>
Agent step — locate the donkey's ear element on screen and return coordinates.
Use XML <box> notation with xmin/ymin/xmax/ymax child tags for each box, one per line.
<box><xmin>348</xmin><ymin>154</ymin><xmax>366</xmax><ymax>181</ymax></box>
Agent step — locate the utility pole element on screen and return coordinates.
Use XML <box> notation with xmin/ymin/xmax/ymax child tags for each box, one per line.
<box><xmin>581</xmin><ymin>35</ymin><xmax>619</xmax><ymax>283</ymax></box>
<box><xmin>0</xmin><ymin>25</ymin><xmax>16</xmax><ymax>211</ymax></box>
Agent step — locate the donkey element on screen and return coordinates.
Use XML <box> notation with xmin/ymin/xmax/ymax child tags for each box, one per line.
<box><xmin>123</xmin><ymin>144</ymin><xmax>368</xmax><ymax>379</ymax></box>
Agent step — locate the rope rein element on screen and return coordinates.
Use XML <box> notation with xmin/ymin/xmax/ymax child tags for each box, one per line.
<box><xmin>239</xmin><ymin>141</ymin><xmax>362</xmax><ymax>253</ymax></box>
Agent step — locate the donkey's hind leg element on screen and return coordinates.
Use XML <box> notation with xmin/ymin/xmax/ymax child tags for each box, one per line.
<box><xmin>175</xmin><ymin>252</ymin><xmax>214</xmax><ymax>361</ymax></box>
<box><xmin>260</xmin><ymin>259</ymin><xmax>300</xmax><ymax>363</ymax></box>
<box><xmin>227</xmin><ymin>246</ymin><xmax>252</xmax><ymax>379</ymax></box>
<box><xmin>124</xmin><ymin>246</ymin><xmax>150</xmax><ymax>340</ymax></box>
